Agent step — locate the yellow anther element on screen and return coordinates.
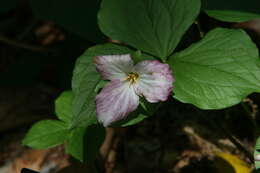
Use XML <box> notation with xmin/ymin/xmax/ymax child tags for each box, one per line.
<box><xmin>126</xmin><ymin>72</ymin><xmax>139</xmax><ymax>84</ymax></box>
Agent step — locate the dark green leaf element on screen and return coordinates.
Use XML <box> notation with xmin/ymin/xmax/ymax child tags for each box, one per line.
<box><xmin>118</xmin><ymin>100</ymin><xmax>160</xmax><ymax>127</ymax></box>
<box><xmin>169</xmin><ymin>28</ymin><xmax>260</xmax><ymax>109</ymax></box>
<box><xmin>29</xmin><ymin>0</ymin><xmax>104</xmax><ymax>42</ymax></box>
<box><xmin>205</xmin><ymin>10</ymin><xmax>260</xmax><ymax>22</ymax></box>
<box><xmin>71</xmin><ymin>43</ymin><xmax>133</xmax><ymax>128</ymax></box>
<box><xmin>66</xmin><ymin>125</ymin><xmax>105</xmax><ymax>163</ymax></box>
<box><xmin>23</xmin><ymin>120</ymin><xmax>70</xmax><ymax>149</ymax></box>
<box><xmin>120</xmin><ymin>114</ymin><xmax>148</xmax><ymax>127</ymax></box>
<box><xmin>140</xmin><ymin>99</ymin><xmax>161</xmax><ymax>116</ymax></box>
<box><xmin>114</xmin><ymin>103</ymin><xmax>151</xmax><ymax>127</ymax></box>
<box><xmin>98</xmin><ymin>0</ymin><xmax>201</xmax><ymax>60</ymax></box>
<box><xmin>55</xmin><ymin>91</ymin><xmax>73</xmax><ymax>123</ymax></box>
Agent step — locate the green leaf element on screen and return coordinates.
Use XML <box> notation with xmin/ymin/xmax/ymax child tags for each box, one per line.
<box><xmin>131</xmin><ymin>50</ymin><xmax>156</xmax><ymax>64</ymax></box>
<box><xmin>255</xmin><ymin>137</ymin><xmax>260</xmax><ymax>169</ymax></box>
<box><xmin>29</xmin><ymin>0</ymin><xmax>104</xmax><ymax>42</ymax></box>
<box><xmin>94</xmin><ymin>80</ymin><xmax>108</xmax><ymax>93</ymax></box>
<box><xmin>98</xmin><ymin>0</ymin><xmax>201</xmax><ymax>60</ymax></box>
<box><xmin>112</xmin><ymin>102</ymin><xmax>150</xmax><ymax>127</ymax></box>
<box><xmin>169</xmin><ymin>28</ymin><xmax>260</xmax><ymax>109</ymax></box>
<box><xmin>0</xmin><ymin>0</ymin><xmax>18</xmax><ymax>12</ymax></box>
<box><xmin>66</xmin><ymin>125</ymin><xmax>105</xmax><ymax>162</ymax></box>
<box><xmin>112</xmin><ymin>96</ymin><xmax>160</xmax><ymax>127</ymax></box>
<box><xmin>140</xmin><ymin>99</ymin><xmax>161</xmax><ymax>116</ymax></box>
<box><xmin>23</xmin><ymin>120</ymin><xmax>70</xmax><ymax>149</ymax></box>
<box><xmin>120</xmin><ymin>101</ymin><xmax>160</xmax><ymax>127</ymax></box>
<box><xmin>205</xmin><ymin>10</ymin><xmax>260</xmax><ymax>22</ymax></box>
<box><xmin>120</xmin><ymin>113</ymin><xmax>148</xmax><ymax>127</ymax></box>
<box><xmin>55</xmin><ymin>91</ymin><xmax>73</xmax><ymax>123</ymax></box>
<box><xmin>71</xmin><ymin>43</ymin><xmax>133</xmax><ymax>128</ymax></box>
<box><xmin>131</xmin><ymin>50</ymin><xmax>142</xmax><ymax>64</ymax></box>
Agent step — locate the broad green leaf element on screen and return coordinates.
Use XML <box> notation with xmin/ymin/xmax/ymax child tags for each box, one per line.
<box><xmin>205</xmin><ymin>10</ymin><xmax>260</xmax><ymax>22</ymax></box>
<box><xmin>23</xmin><ymin>120</ymin><xmax>70</xmax><ymax>149</ymax></box>
<box><xmin>169</xmin><ymin>28</ymin><xmax>260</xmax><ymax>109</ymax></box>
<box><xmin>29</xmin><ymin>0</ymin><xmax>104</xmax><ymax>42</ymax></box>
<box><xmin>66</xmin><ymin>125</ymin><xmax>105</xmax><ymax>163</ymax></box>
<box><xmin>55</xmin><ymin>91</ymin><xmax>73</xmax><ymax>123</ymax></box>
<box><xmin>0</xmin><ymin>0</ymin><xmax>18</xmax><ymax>12</ymax></box>
<box><xmin>254</xmin><ymin>137</ymin><xmax>260</xmax><ymax>169</ymax></box>
<box><xmin>202</xmin><ymin>0</ymin><xmax>260</xmax><ymax>14</ymax></box>
<box><xmin>98</xmin><ymin>0</ymin><xmax>201</xmax><ymax>60</ymax></box>
<box><xmin>71</xmin><ymin>44</ymin><xmax>133</xmax><ymax>128</ymax></box>
<box><xmin>66</xmin><ymin>127</ymin><xmax>86</xmax><ymax>162</ymax></box>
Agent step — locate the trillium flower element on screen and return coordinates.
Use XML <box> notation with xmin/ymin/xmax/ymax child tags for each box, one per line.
<box><xmin>94</xmin><ymin>54</ymin><xmax>174</xmax><ymax>126</ymax></box>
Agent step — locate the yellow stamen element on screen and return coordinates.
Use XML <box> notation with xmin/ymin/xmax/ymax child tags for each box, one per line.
<box><xmin>126</xmin><ymin>72</ymin><xmax>139</xmax><ymax>84</ymax></box>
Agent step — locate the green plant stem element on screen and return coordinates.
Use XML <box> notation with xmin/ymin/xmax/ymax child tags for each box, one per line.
<box><xmin>195</xmin><ymin>20</ymin><xmax>205</xmax><ymax>38</ymax></box>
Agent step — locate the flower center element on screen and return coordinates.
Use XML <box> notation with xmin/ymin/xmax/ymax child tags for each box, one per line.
<box><xmin>126</xmin><ymin>72</ymin><xmax>139</xmax><ymax>84</ymax></box>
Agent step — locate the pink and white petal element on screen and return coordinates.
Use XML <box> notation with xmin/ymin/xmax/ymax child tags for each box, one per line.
<box><xmin>95</xmin><ymin>80</ymin><xmax>139</xmax><ymax>126</ymax></box>
<box><xmin>134</xmin><ymin>60</ymin><xmax>174</xmax><ymax>82</ymax></box>
<box><xmin>134</xmin><ymin>60</ymin><xmax>174</xmax><ymax>103</ymax></box>
<box><xmin>94</xmin><ymin>54</ymin><xmax>134</xmax><ymax>80</ymax></box>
